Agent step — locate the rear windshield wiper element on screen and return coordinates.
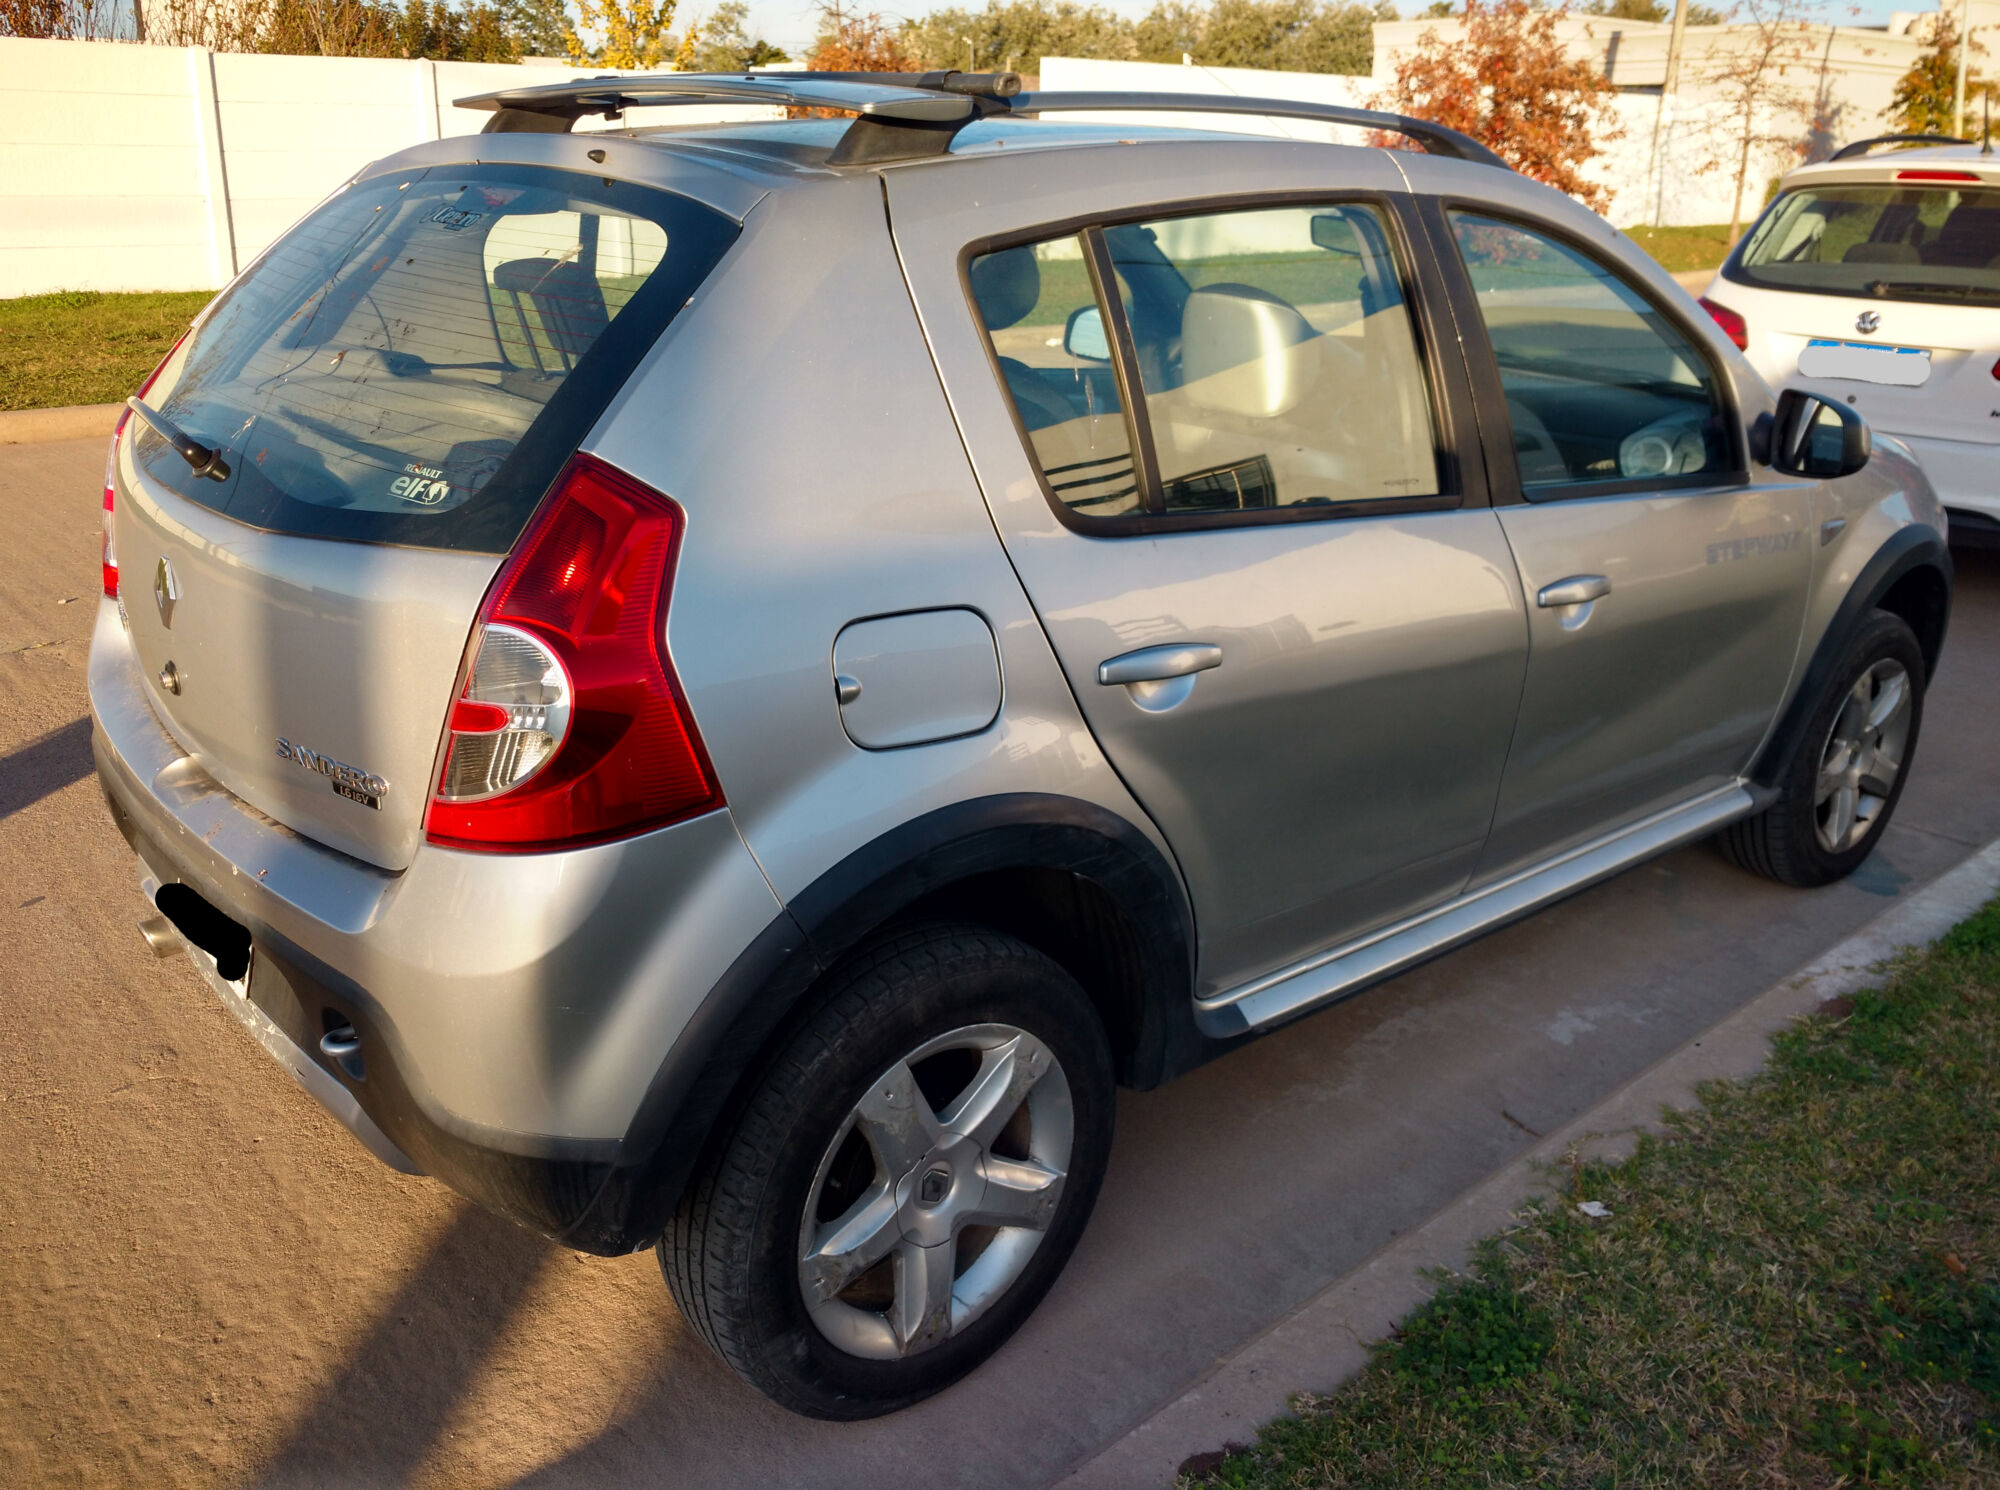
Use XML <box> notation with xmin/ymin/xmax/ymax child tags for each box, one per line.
<box><xmin>126</xmin><ymin>397</ymin><xmax>231</xmax><ymax>482</ymax></box>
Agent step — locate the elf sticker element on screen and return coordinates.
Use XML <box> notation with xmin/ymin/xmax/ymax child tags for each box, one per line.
<box><xmin>388</xmin><ymin>462</ymin><xmax>452</xmax><ymax>506</ymax></box>
<box><xmin>427</xmin><ymin>206</ymin><xmax>484</xmax><ymax>232</ymax></box>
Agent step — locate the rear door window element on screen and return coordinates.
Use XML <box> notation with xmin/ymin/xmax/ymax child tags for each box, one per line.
<box><xmin>1733</xmin><ymin>182</ymin><xmax>2000</xmax><ymax>307</ymax></box>
<box><xmin>969</xmin><ymin>201</ymin><xmax>1447</xmax><ymax>525</ymax></box>
<box><xmin>136</xmin><ymin>165</ymin><xmax>737</xmax><ymax>553</ymax></box>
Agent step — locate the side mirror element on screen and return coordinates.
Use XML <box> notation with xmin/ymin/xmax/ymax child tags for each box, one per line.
<box><xmin>1064</xmin><ymin>305</ymin><xmax>1110</xmax><ymax>361</ymax></box>
<box><xmin>1751</xmin><ymin>389</ymin><xmax>1871</xmax><ymax>478</ymax></box>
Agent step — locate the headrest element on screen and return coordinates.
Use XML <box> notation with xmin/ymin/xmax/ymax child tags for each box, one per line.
<box><xmin>971</xmin><ymin>248</ymin><xmax>1041</xmax><ymax>331</ymax></box>
<box><xmin>1842</xmin><ymin>241</ymin><xmax>1920</xmax><ymax>265</ymax></box>
<box><xmin>1179</xmin><ymin>284</ymin><xmax>1316</xmax><ymax>419</ymax></box>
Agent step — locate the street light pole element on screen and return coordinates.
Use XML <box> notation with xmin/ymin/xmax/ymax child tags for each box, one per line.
<box><xmin>1648</xmin><ymin>0</ymin><xmax>1692</xmax><ymax>227</ymax></box>
<box><xmin>963</xmin><ymin>35</ymin><xmax>975</xmax><ymax>72</ymax></box>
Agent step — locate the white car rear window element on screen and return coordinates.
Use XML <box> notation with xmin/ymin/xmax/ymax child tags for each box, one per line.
<box><xmin>1734</xmin><ymin>182</ymin><xmax>2000</xmax><ymax>308</ymax></box>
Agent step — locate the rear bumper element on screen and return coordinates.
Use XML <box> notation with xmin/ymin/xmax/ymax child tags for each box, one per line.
<box><xmin>1891</xmin><ymin>431</ymin><xmax>2000</xmax><ymax>524</ymax></box>
<box><xmin>87</xmin><ymin>598</ymin><xmax>786</xmax><ymax>1250</ymax></box>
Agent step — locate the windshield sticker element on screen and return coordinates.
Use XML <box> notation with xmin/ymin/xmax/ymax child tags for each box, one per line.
<box><xmin>428</xmin><ymin>206</ymin><xmax>485</xmax><ymax>232</ymax></box>
<box><xmin>388</xmin><ymin>462</ymin><xmax>452</xmax><ymax>506</ymax></box>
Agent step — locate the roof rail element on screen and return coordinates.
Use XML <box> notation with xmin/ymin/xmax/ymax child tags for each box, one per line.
<box><xmin>1005</xmin><ymin>92</ymin><xmax>1506</xmax><ymax>170</ymax></box>
<box><xmin>1829</xmin><ymin>132</ymin><xmax>1971</xmax><ymax>162</ymax></box>
<box><xmin>453</xmin><ymin>71</ymin><xmax>1507</xmax><ymax>172</ymax></box>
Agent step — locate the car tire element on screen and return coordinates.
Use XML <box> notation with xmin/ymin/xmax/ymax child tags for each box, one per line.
<box><xmin>659</xmin><ymin>922</ymin><xmax>1116</xmax><ymax>1419</ymax></box>
<box><xmin>1719</xmin><ymin>609</ymin><xmax>1926</xmax><ymax>888</ymax></box>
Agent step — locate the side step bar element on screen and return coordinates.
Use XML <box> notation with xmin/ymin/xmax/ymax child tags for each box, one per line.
<box><xmin>1196</xmin><ymin>784</ymin><xmax>1758</xmax><ymax>1037</ymax></box>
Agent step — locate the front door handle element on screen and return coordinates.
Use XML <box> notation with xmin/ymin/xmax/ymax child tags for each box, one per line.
<box><xmin>1097</xmin><ymin>644</ymin><xmax>1223</xmax><ymax>686</ymax></box>
<box><xmin>1098</xmin><ymin>643</ymin><xmax>1222</xmax><ymax>714</ymax></box>
<box><xmin>1536</xmin><ymin>575</ymin><xmax>1611</xmax><ymax>608</ymax></box>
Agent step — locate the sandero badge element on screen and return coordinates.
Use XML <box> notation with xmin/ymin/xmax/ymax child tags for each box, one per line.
<box><xmin>275</xmin><ymin>738</ymin><xmax>389</xmax><ymax>809</ymax></box>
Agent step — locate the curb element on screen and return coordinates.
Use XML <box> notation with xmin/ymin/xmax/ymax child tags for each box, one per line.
<box><xmin>0</xmin><ymin>403</ymin><xmax>122</xmax><ymax>445</ymax></box>
<box><xmin>1053</xmin><ymin>835</ymin><xmax>2000</xmax><ymax>1490</ymax></box>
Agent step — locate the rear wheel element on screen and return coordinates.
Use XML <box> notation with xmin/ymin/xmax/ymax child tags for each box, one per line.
<box><xmin>1720</xmin><ymin>609</ymin><xmax>1925</xmax><ymax>887</ymax></box>
<box><xmin>660</xmin><ymin>924</ymin><xmax>1114</xmax><ymax>1419</ymax></box>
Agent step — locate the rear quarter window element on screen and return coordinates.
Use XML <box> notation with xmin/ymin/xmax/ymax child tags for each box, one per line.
<box><xmin>135</xmin><ymin>165</ymin><xmax>737</xmax><ymax>553</ymax></box>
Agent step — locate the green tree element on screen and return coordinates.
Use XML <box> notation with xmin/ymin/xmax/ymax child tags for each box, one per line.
<box><xmin>1129</xmin><ymin>0</ymin><xmax>1389</xmax><ymax>72</ymax></box>
<box><xmin>689</xmin><ymin>0</ymin><xmax>789</xmax><ymax>67</ymax></box>
<box><xmin>1891</xmin><ymin>12</ymin><xmax>1996</xmax><ymax>136</ymax></box>
<box><xmin>498</xmin><ymin>0</ymin><xmax>569</xmax><ymax>54</ymax></box>
<box><xmin>903</xmin><ymin>0</ymin><xmax>1137</xmax><ymax>73</ymax></box>
<box><xmin>1585</xmin><ymin>0</ymin><xmax>1724</xmax><ymax>25</ymax></box>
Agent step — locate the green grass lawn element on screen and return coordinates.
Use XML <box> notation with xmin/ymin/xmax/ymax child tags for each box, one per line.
<box><xmin>1186</xmin><ymin>896</ymin><xmax>2000</xmax><ymax>1489</ymax></box>
<box><xmin>0</xmin><ymin>289</ymin><xmax>213</xmax><ymax>413</ymax></box>
<box><xmin>1624</xmin><ymin>223</ymin><xmax>1737</xmax><ymax>276</ymax></box>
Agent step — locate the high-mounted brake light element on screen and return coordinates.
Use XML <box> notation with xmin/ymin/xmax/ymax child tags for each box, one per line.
<box><xmin>1896</xmin><ymin>169</ymin><xmax>1982</xmax><ymax>182</ymax></box>
<box><xmin>425</xmin><ymin>454</ymin><xmax>722</xmax><ymax>852</ymax></box>
<box><xmin>1698</xmin><ymin>296</ymin><xmax>1749</xmax><ymax>352</ymax></box>
<box><xmin>103</xmin><ymin>332</ymin><xmax>187</xmax><ymax>599</ymax></box>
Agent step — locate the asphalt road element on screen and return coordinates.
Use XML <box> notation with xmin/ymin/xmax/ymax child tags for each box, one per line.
<box><xmin>4</xmin><ymin>432</ymin><xmax>1998</xmax><ymax>1490</ymax></box>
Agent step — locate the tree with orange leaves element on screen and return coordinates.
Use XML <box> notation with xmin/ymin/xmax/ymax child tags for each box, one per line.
<box><xmin>1373</xmin><ymin>0</ymin><xmax>1621</xmax><ymax>212</ymax></box>
<box><xmin>807</xmin><ymin>0</ymin><xmax>922</xmax><ymax>71</ymax></box>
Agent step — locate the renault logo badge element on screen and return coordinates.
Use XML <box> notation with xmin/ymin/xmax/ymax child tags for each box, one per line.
<box><xmin>1855</xmin><ymin>310</ymin><xmax>1881</xmax><ymax>335</ymax></box>
<box><xmin>153</xmin><ymin>557</ymin><xmax>180</xmax><ymax>628</ymax></box>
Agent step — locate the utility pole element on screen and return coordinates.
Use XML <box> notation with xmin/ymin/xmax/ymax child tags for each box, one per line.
<box><xmin>1648</xmin><ymin>0</ymin><xmax>1692</xmax><ymax>226</ymax></box>
<box><xmin>1954</xmin><ymin>0</ymin><xmax>1971</xmax><ymax>139</ymax></box>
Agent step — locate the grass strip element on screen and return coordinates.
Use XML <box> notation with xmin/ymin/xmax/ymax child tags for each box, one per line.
<box><xmin>1185</xmin><ymin>895</ymin><xmax>2000</xmax><ymax>1489</ymax></box>
<box><xmin>1624</xmin><ymin>224</ymin><xmax>1737</xmax><ymax>276</ymax></box>
<box><xmin>0</xmin><ymin>290</ymin><xmax>213</xmax><ymax>412</ymax></box>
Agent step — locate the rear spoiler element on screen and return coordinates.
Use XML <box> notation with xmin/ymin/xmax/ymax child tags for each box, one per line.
<box><xmin>452</xmin><ymin>71</ymin><xmax>1509</xmax><ymax>172</ymax></box>
<box><xmin>1829</xmin><ymin>132</ymin><xmax>1971</xmax><ymax>161</ymax></box>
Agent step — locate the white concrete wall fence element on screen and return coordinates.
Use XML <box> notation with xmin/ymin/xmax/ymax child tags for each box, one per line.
<box><xmin>0</xmin><ymin>37</ymin><xmax>771</xmax><ymax>299</ymax></box>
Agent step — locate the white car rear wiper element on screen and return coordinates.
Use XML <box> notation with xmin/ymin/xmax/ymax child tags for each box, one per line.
<box><xmin>125</xmin><ymin>397</ymin><xmax>231</xmax><ymax>482</ymax></box>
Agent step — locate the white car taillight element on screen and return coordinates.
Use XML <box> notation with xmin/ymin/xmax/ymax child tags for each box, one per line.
<box><xmin>435</xmin><ymin>624</ymin><xmax>573</xmax><ymax>803</ymax></box>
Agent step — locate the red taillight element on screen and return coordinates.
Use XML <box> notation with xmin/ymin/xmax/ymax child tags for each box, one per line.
<box><xmin>104</xmin><ymin>331</ymin><xmax>190</xmax><ymax>599</ymax></box>
<box><xmin>1897</xmin><ymin>169</ymin><xmax>1981</xmax><ymax>182</ymax></box>
<box><xmin>424</xmin><ymin>454</ymin><xmax>722</xmax><ymax>852</ymax></box>
<box><xmin>1991</xmin><ymin>356</ymin><xmax>2000</xmax><ymax>382</ymax></box>
<box><xmin>1698</xmin><ymin>296</ymin><xmax>1749</xmax><ymax>352</ymax></box>
<box><xmin>101</xmin><ymin>420</ymin><xmax>123</xmax><ymax>598</ymax></box>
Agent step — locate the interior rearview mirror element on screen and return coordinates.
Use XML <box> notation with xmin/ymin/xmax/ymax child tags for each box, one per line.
<box><xmin>1751</xmin><ymin>389</ymin><xmax>1870</xmax><ymax>479</ymax></box>
<box><xmin>1310</xmin><ymin>211</ymin><xmax>1361</xmax><ymax>256</ymax></box>
<box><xmin>1064</xmin><ymin>304</ymin><xmax>1110</xmax><ymax>362</ymax></box>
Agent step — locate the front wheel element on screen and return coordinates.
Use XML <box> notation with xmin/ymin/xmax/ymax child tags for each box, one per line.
<box><xmin>659</xmin><ymin>924</ymin><xmax>1115</xmax><ymax>1419</ymax></box>
<box><xmin>1720</xmin><ymin>609</ymin><xmax>1925</xmax><ymax>888</ymax></box>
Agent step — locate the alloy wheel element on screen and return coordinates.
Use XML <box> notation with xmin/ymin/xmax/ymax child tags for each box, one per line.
<box><xmin>797</xmin><ymin>1023</ymin><xmax>1073</xmax><ymax>1361</ymax></box>
<box><xmin>1813</xmin><ymin>658</ymin><xmax>1912</xmax><ymax>854</ymax></box>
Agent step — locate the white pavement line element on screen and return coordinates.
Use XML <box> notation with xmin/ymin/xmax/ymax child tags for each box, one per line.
<box><xmin>1052</xmin><ymin>836</ymin><xmax>2000</xmax><ymax>1490</ymax></box>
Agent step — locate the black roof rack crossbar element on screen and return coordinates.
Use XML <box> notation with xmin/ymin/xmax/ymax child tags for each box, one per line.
<box><xmin>453</xmin><ymin>71</ymin><xmax>1507</xmax><ymax>171</ymax></box>
<box><xmin>1005</xmin><ymin>92</ymin><xmax>1507</xmax><ymax>170</ymax></box>
<box><xmin>1829</xmin><ymin>132</ymin><xmax>1972</xmax><ymax>162</ymax></box>
<box><xmin>456</xmin><ymin>71</ymin><xmax>1011</xmax><ymax>137</ymax></box>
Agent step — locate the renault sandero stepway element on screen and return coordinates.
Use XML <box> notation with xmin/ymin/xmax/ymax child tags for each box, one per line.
<box><xmin>90</xmin><ymin>71</ymin><xmax>1952</xmax><ymax>1417</ymax></box>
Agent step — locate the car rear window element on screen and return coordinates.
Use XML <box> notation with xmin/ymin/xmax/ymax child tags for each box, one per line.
<box><xmin>134</xmin><ymin>164</ymin><xmax>738</xmax><ymax>553</ymax></box>
<box><xmin>1731</xmin><ymin>181</ymin><xmax>2000</xmax><ymax>307</ymax></box>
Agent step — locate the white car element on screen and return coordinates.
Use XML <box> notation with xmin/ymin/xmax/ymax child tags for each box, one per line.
<box><xmin>1698</xmin><ymin>135</ymin><xmax>1999</xmax><ymax>540</ymax></box>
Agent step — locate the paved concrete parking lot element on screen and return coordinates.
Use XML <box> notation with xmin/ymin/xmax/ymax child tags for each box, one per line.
<box><xmin>3</xmin><ymin>430</ymin><xmax>1997</xmax><ymax>1490</ymax></box>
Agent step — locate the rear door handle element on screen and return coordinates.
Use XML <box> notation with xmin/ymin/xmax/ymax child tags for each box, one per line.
<box><xmin>1097</xmin><ymin>644</ymin><xmax>1223</xmax><ymax>686</ymax></box>
<box><xmin>1098</xmin><ymin>643</ymin><xmax>1222</xmax><ymax>714</ymax></box>
<box><xmin>1536</xmin><ymin>575</ymin><xmax>1611</xmax><ymax>608</ymax></box>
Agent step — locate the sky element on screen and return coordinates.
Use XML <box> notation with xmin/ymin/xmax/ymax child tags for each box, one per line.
<box><xmin>722</xmin><ymin>0</ymin><xmax>1926</xmax><ymax>65</ymax></box>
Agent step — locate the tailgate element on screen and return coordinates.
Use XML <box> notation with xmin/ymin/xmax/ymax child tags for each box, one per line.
<box><xmin>114</xmin><ymin>452</ymin><xmax>496</xmax><ymax>870</ymax></box>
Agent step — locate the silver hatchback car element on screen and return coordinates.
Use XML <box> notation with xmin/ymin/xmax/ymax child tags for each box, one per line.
<box><xmin>90</xmin><ymin>72</ymin><xmax>1952</xmax><ymax>1418</ymax></box>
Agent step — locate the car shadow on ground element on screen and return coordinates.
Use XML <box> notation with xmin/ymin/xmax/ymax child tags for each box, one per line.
<box><xmin>254</xmin><ymin>1206</ymin><xmax>559</xmax><ymax>1488</ymax></box>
